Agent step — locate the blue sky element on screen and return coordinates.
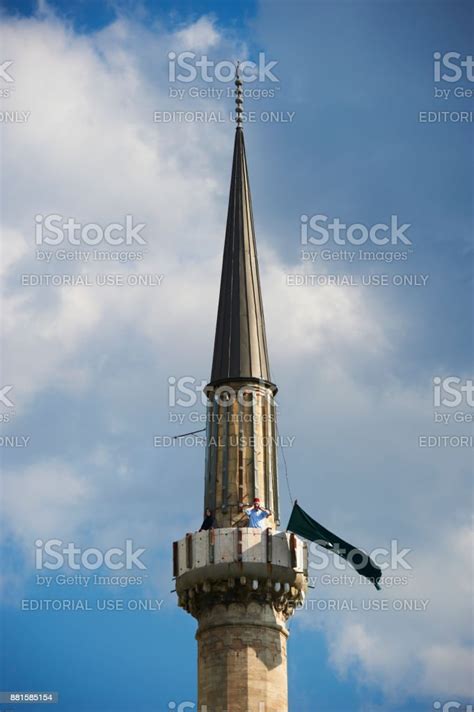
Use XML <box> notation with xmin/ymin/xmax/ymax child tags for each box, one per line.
<box><xmin>0</xmin><ymin>1</ymin><xmax>472</xmax><ymax>711</ymax></box>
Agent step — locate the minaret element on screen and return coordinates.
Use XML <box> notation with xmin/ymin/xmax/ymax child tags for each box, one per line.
<box><xmin>173</xmin><ymin>66</ymin><xmax>308</xmax><ymax>712</ymax></box>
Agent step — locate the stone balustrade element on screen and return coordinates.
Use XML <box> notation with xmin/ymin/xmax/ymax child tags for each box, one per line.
<box><xmin>173</xmin><ymin>527</ymin><xmax>308</xmax><ymax>619</ymax></box>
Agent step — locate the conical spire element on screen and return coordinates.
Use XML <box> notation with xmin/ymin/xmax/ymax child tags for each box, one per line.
<box><xmin>209</xmin><ymin>66</ymin><xmax>274</xmax><ymax>390</ymax></box>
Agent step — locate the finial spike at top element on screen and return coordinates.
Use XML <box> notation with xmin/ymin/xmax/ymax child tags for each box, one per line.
<box><xmin>235</xmin><ymin>61</ymin><xmax>243</xmax><ymax>128</ymax></box>
<box><xmin>210</xmin><ymin>68</ymin><xmax>273</xmax><ymax>388</ymax></box>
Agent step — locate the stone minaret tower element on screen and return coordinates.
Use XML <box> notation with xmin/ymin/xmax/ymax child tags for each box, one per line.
<box><xmin>173</xmin><ymin>67</ymin><xmax>307</xmax><ymax>712</ymax></box>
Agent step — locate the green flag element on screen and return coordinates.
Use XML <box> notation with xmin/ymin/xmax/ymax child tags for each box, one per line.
<box><xmin>287</xmin><ymin>502</ymin><xmax>382</xmax><ymax>590</ymax></box>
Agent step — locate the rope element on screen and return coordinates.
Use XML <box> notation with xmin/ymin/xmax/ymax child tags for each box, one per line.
<box><xmin>172</xmin><ymin>427</ymin><xmax>206</xmax><ymax>440</ymax></box>
<box><xmin>276</xmin><ymin>423</ymin><xmax>294</xmax><ymax>505</ymax></box>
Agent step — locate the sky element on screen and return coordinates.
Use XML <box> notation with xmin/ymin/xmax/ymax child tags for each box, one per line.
<box><xmin>0</xmin><ymin>1</ymin><xmax>473</xmax><ymax>711</ymax></box>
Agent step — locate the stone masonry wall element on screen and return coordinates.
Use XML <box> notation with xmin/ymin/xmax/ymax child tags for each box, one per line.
<box><xmin>196</xmin><ymin>602</ymin><xmax>289</xmax><ymax>712</ymax></box>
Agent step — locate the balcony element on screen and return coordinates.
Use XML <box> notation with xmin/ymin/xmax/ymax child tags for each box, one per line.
<box><xmin>173</xmin><ymin>528</ymin><xmax>308</xmax><ymax>618</ymax></box>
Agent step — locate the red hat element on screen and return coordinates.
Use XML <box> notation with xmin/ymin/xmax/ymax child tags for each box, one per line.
<box><xmin>253</xmin><ymin>497</ymin><xmax>260</xmax><ymax>503</ymax></box>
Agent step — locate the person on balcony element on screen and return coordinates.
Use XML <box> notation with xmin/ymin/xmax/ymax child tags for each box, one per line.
<box><xmin>240</xmin><ymin>498</ymin><xmax>272</xmax><ymax>529</ymax></box>
<box><xmin>199</xmin><ymin>508</ymin><xmax>216</xmax><ymax>532</ymax></box>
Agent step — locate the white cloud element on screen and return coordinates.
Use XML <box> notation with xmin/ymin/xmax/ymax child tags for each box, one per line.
<box><xmin>297</xmin><ymin>452</ymin><xmax>473</xmax><ymax>702</ymax></box>
<box><xmin>418</xmin><ymin>644</ymin><xmax>473</xmax><ymax>699</ymax></box>
<box><xmin>174</xmin><ymin>16</ymin><xmax>221</xmax><ymax>51</ymax></box>
<box><xmin>1</xmin><ymin>459</ymin><xmax>94</xmax><ymax>547</ymax></box>
<box><xmin>0</xmin><ymin>8</ymin><xmax>472</xmax><ymax>709</ymax></box>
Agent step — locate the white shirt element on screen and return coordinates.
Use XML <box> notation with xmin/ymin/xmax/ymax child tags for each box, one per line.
<box><xmin>244</xmin><ymin>507</ymin><xmax>270</xmax><ymax>529</ymax></box>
